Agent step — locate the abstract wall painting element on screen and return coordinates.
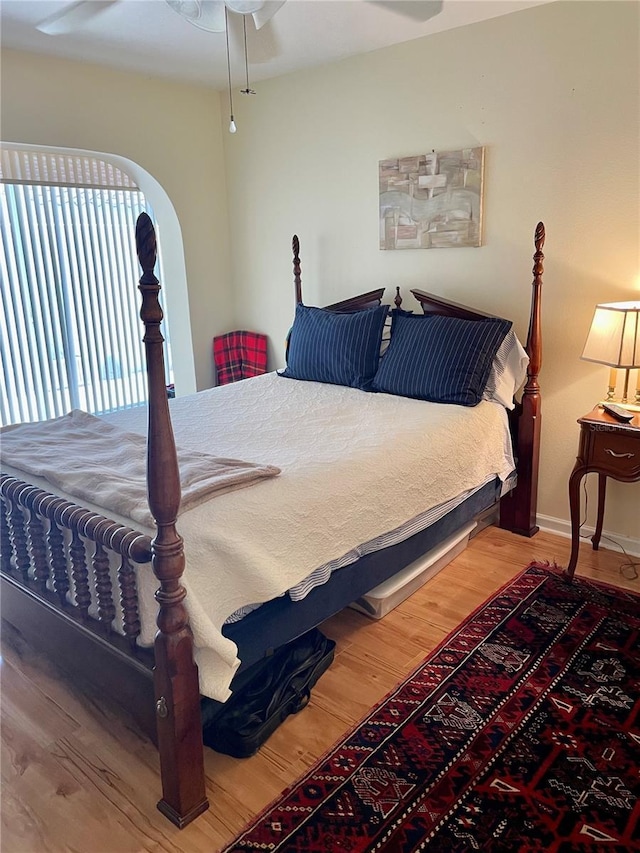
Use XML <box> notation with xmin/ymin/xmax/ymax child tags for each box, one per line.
<box><xmin>379</xmin><ymin>147</ymin><xmax>485</xmax><ymax>249</ymax></box>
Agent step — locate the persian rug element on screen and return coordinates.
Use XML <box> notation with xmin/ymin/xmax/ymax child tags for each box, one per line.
<box><xmin>221</xmin><ymin>563</ymin><xmax>640</xmax><ymax>852</ymax></box>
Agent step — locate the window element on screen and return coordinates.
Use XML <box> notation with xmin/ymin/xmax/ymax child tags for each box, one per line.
<box><xmin>0</xmin><ymin>146</ymin><xmax>173</xmax><ymax>426</ymax></box>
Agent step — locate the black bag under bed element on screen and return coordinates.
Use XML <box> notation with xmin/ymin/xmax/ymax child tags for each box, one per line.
<box><xmin>202</xmin><ymin>628</ymin><xmax>335</xmax><ymax>758</ymax></box>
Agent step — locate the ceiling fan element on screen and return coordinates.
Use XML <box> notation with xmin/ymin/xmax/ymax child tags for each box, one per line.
<box><xmin>36</xmin><ymin>0</ymin><xmax>444</xmax><ymax>36</ymax></box>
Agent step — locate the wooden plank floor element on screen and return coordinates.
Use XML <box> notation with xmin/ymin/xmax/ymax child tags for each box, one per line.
<box><xmin>1</xmin><ymin>527</ymin><xmax>638</xmax><ymax>852</ymax></box>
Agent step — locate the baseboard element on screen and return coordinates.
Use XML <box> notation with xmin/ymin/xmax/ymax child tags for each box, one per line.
<box><xmin>537</xmin><ymin>514</ymin><xmax>640</xmax><ymax>558</ymax></box>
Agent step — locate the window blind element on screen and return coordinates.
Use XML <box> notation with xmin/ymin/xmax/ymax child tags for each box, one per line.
<box><xmin>0</xmin><ymin>146</ymin><xmax>172</xmax><ymax>426</ymax></box>
<box><xmin>0</xmin><ymin>146</ymin><xmax>139</xmax><ymax>190</ymax></box>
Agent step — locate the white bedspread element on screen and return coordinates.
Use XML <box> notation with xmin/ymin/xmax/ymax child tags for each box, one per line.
<box><xmin>2</xmin><ymin>373</ymin><xmax>515</xmax><ymax>701</ymax></box>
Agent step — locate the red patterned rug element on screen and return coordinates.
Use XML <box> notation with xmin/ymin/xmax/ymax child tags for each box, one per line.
<box><xmin>222</xmin><ymin>563</ymin><xmax>640</xmax><ymax>852</ymax></box>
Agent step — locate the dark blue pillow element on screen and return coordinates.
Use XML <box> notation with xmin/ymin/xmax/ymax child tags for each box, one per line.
<box><xmin>372</xmin><ymin>312</ymin><xmax>512</xmax><ymax>406</ymax></box>
<box><xmin>281</xmin><ymin>303</ymin><xmax>389</xmax><ymax>390</ymax></box>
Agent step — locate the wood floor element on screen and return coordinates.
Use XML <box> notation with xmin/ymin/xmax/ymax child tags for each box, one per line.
<box><xmin>1</xmin><ymin>527</ymin><xmax>637</xmax><ymax>853</ymax></box>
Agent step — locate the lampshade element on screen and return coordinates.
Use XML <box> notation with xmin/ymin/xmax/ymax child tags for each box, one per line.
<box><xmin>581</xmin><ymin>301</ymin><xmax>640</xmax><ymax>369</ymax></box>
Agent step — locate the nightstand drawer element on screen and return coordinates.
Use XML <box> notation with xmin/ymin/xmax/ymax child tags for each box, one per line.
<box><xmin>591</xmin><ymin>430</ymin><xmax>640</xmax><ymax>478</ymax></box>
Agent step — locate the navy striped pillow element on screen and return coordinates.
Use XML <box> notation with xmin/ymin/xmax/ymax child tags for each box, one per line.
<box><xmin>372</xmin><ymin>313</ymin><xmax>512</xmax><ymax>406</ymax></box>
<box><xmin>281</xmin><ymin>303</ymin><xmax>389</xmax><ymax>389</ymax></box>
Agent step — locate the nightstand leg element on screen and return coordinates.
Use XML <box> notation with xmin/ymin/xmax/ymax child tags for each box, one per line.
<box><xmin>591</xmin><ymin>473</ymin><xmax>607</xmax><ymax>551</ymax></box>
<box><xmin>566</xmin><ymin>464</ymin><xmax>586</xmax><ymax>580</ymax></box>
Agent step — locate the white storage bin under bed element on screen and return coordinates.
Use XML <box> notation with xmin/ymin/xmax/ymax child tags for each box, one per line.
<box><xmin>349</xmin><ymin>521</ymin><xmax>476</xmax><ymax>620</ymax></box>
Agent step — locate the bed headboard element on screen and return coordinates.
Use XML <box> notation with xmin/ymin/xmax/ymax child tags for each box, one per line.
<box><xmin>292</xmin><ymin>234</ymin><xmax>384</xmax><ymax>312</ymax></box>
<box><xmin>410</xmin><ymin>290</ymin><xmax>500</xmax><ymax>321</ymax></box>
<box><xmin>291</xmin><ymin>225</ymin><xmax>544</xmax><ymax>538</ymax></box>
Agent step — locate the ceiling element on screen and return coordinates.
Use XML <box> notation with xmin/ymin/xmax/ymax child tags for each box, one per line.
<box><xmin>1</xmin><ymin>0</ymin><xmax>552</xmax><ymax>90</ymax></box>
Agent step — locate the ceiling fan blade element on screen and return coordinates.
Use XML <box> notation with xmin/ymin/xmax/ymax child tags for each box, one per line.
<box><xmin>368</xmin><ymin>0</ymin><xmax>443</xmax><ymax>23</ymax></box>
<box><xmin>165</xmin><ymin>0</ymin><xmax>227</xmax><ymax>33</ymax></box>
<box><xmin>36</xmin><ymin>0</ymin><xmax>119</xmax><ymax>35</ymax></box>
<box><xmin>251</xmin><ymin>1</ymin><xmax>286</xmax><ymax>30</ymax></box>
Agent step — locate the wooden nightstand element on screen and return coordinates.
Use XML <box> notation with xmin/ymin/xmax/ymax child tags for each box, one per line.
<box><xmin>566</xmin><ymin>406</ymin><xmax>640</xmax><ymax>578</ymax></box>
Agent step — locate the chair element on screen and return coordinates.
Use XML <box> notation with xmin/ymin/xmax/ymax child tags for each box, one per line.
<box><xmin>213</xmin><ymin>330</ymin><xmax>268</xmax><ymax>385</ymax></box>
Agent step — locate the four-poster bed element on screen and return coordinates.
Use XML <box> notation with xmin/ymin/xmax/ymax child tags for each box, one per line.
<box><xmin>0</xmin><ymin>216</ymin><xmax>545</xmax><ymax>828</ymax></box>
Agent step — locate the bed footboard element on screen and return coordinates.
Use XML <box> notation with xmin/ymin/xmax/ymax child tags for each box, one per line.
<box><xmin>1</xmin><ymin>474</ymin><xmax>151</xmax><ymax>645</ymax></box>
<box><xmin>0</xmin><ymin>473</ymin><xmax>158</xmax><ymax>736</ymax></box>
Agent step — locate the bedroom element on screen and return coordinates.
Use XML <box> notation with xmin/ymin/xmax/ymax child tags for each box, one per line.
<box><xmin>1</xmin><ymin>0</ymin><xmax>639</xmax><ymax>849</ymax></box>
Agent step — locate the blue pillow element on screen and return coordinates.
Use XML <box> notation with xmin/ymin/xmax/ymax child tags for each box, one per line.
<box><xmin>372</xmin><ymin>312</ymin><xmax>512</xmax><ymax>406</ymax></box>
<box><xmin>281</xmin><ymin>303</ymin><xmax>389</xmax><ymax>390</ymax></box>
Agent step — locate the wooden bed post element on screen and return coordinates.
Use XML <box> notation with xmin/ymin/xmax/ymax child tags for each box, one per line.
<box><xmin>499</xmin><ymin>221</ymin><xmax>544</xmax><ymax>537</ymax></box>
<box><xmin>292</xmin><ymin>234</ymin><xmax>302</xmax><ymax>304</ymax></box>
<box><xmin>136</xmin><ymin>213</ymin><xmax>209</xmax><ymax>828</ymax></box>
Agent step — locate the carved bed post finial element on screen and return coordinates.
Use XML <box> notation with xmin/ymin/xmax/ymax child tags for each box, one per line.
<box><xmin>394</xmin><ymin>287</ymin><xmax>402</xmax><ymax>309</ymax></box>
<box><xmin>499</xmin><ymin>221</ymin><xmax>544</xmax><ymax>538</ymax></box>
<box><xmin>136</xmin><ymin>212</ymin><xmax>209</xmax><ymax>828</ymax></box>
<box><xmin>292</xmin><ymin>234</ymin><xmax>302</xmax><ymax>305</ymax></box>
<box><xmin>136</xmin><ymin>211</ymin><xmax>157</xmax><ymax>274</ymax></box>
<box><xmin>527</xmin><ymin>221</ymin><xmax>544</xmax><ymax>393</ymax></box>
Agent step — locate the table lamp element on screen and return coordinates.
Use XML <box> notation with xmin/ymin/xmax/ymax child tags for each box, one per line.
<box><xmin>581</xmin><ymin>301</ymin><xmax>640</xmax><ymax>410</ymax></box>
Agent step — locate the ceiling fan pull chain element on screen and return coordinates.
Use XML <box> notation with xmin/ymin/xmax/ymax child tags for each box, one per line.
<box><xmin>240</xmin><ymin>16</ymin><xmax>256</xmax><ymax>96</ymax></box>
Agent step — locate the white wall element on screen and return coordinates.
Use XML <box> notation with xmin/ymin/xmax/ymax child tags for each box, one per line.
<box><xmin>1</xmin><ymin>48</ymin><xmax>232</xmax><ymax>392</ymax></box>
<box><xmin>222</xmin><ymin>0</ymin><xmax>639</xmax><ymax>541</ymax></box>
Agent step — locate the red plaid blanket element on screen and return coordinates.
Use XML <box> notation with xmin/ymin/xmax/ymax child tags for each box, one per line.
<box><xmin>213</xmin><ymin>331</ymin><xmax>267</xmax><ymax>385</ymax></box>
